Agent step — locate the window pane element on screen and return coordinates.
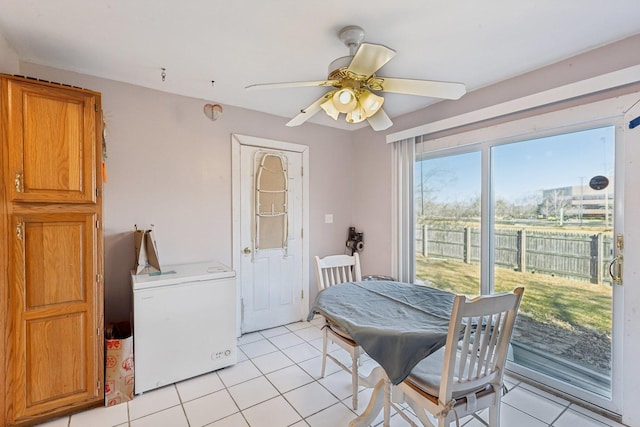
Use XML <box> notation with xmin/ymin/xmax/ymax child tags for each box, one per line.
<box><xmin>492</xmin><ymin>126</ymin><xmax>614</xmax><ymax>398</ymax></box>
<box><xmin>415</xmin><ymin>151</ymin><xmax>481</xmax><ymax>297</ymax></box>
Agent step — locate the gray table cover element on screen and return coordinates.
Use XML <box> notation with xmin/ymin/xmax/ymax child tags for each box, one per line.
<box><xmin>307</xmin><ymin>280</ymin><xmax>456</xmax><ymax>385</ymax></box>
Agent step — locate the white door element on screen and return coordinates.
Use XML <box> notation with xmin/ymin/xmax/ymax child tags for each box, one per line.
<box><xmin>233</xmin><ymin>135</ymin><xmax>308</xmax><ymax>334</ymax></box>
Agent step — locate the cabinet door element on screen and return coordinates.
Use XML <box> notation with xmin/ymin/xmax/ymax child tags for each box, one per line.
<box><xmin>4</xmin><ymin>79</ymin><xmax>97</xmax><ymax>203</ymax></box>
<box><xmin>8</xmin><ymin>212</ymin><xmax>101</xmax><ymax>423</ymax></box>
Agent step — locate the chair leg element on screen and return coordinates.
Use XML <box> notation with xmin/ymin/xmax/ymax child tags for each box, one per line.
<box><xmin>351</xmin><ymin>348</ymin><xmax>359</xmax><ymax>410</ymax></box>
<box><xmin>406</xmin><ymin>398</ymin><xmax>436</xmax><ymax>427</ymax></box>
<box><xmin>383</xmin><ymin>379</ymin><xmax>391</xmax><ymax>427</ymax></box>
<box><xmin>489</xmin><ymin>401</ymin><xmax>501</xmax><ymax>427</ymax></box>
<box><xmin>321</xmin><ymin>327</ymin><xmax>328</xmax><ymax>378</ymax></box>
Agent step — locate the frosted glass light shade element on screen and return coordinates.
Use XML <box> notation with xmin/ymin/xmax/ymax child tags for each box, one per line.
<box><xmin>346</xmin><ymin>105</ymin><xmax>366</xmax><ymax>123</ymax></box>
<box><xmin>332</xmin><ymin>88</ymin><xmax>357</xmax><ymax>113</ymax></box>
<box><xmin>320</xmin><ymin>98</ymin><xmax>340</xmax><ymax>120</ymax></box>
<box><xmin>358</xmin><ymin>90</ymin><xmax>384</xmax><ymax>117</ymax></box>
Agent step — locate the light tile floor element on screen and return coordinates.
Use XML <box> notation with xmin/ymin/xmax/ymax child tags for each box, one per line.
<box><xmin>36</xmin><ymin>317</ymin><xmax>627</xmax><ymax>427</ymax></box>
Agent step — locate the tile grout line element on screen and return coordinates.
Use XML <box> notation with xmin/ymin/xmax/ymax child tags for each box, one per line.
<box><xmin>242</xmin><ymin>322</ymin><xmax>361</xmax><ymax>425</ymax></box>
<box><xmin>173</xmin><ymin>383</ymin><xmax>192</xmax><ymax>427</ymax></box>
<box><xmin>251</xmin><ymin>329</ymin><xmax>352</xmax><ymax>424</ymax></box>
<box><xmin>550</xmin><ymin>405</ymin><xmax>571</xmax><ymax>427</ymax></box>
<box><xmin>126</xmin><ymin>397</ymin><xmax>131</xmax><ymax>427</ymax></box>
<box><xmin>216</xmin><ymin>354</ymin><xmax>253</xmax><ymax>427</ymax></box>
<box><xmin>242</xmin><ymin>338</ymin><xmax>310</xmax><ymax>425</ymax></box>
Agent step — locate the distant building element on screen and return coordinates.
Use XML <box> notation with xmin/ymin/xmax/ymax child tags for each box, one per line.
<box><xmin>539</xmin><ymin>181</ymin><xmax>613</xmax><ymax>220</ymax></box>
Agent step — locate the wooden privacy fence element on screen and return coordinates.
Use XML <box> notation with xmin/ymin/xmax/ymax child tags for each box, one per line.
<box><xmin>416</xmin><ymin>224</ymin><xmax>613</xmax><ymax>284</ymax></box>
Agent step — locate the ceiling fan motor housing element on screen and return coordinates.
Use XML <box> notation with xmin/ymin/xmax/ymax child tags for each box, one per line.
<box><xmin>328</xmin><ymin>56</ymin><xmax>355</xmax><ymax>81</ymax></box>
<box><xmin>338</xmin><ymin>25</ymin><xmax>365</xmax><ymax>52</ymax></box>
<box><xmin>328</xmin><ymin>25</ymin><xmax>366</xmax><ymax>80</ymax></box>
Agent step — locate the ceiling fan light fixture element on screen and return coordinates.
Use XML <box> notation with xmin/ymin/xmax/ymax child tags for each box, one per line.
<box><xmin>247</xmin><ymin>24</ymin><xmax>467</xmax><ymax>131</ymax></box>
<box><xmin>358</xmin><ymin>90</ymin><xmax>384</xmax><ymax>117</ymax></box>
<box><xmin>320</xmin><ymin>97</ymin><xmax>340</xmax><ymax>120</ymax></box>
<box><xmin>332</xmin><ymin>88</ymin><xmax>357</xmax><ymax>113</ymax></box>
<box><xmin>346</xmin><ymin>105</ymin><xmax>366</xmax><ymax>124</ymax></box>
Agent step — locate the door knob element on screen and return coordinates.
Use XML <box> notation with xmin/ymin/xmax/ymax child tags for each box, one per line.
<box><xmin>243</xmin><ymin>247</ymin><xmax>252</xmax><ymax>254</ymax></box>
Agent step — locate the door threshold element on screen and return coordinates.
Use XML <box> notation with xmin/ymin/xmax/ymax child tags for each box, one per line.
<box><xmin>505</xmin><ymin>369</ymin><xmax>623</xmax><ymax>425</ymax></box>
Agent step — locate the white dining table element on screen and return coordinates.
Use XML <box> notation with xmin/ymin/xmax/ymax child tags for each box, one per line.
<box><xmin>308</xmin><ymin>280</ymin><xmax>457</xmax><ymax>426</ymax></box>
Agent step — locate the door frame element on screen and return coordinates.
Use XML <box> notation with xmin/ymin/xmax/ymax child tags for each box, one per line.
<box><xmin>231</xmin><ymin>134</ymin><xmax>309</xmax><ymax>337</ymax></box>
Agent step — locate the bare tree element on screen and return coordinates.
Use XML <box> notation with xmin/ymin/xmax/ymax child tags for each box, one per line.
<box><xmin>538</xmin><ymin>188</ymin><xmax>570</xmax><ymax>221</ymax></box>
<box><xmin>414</xmin><ymin>166</ymin><xmax>456</xmax><ymax>217</ymax></box>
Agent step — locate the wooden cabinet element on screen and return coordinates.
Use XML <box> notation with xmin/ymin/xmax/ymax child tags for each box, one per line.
<box><xmin>1</xmin><ymin>76</ymin><xmax>104</xmax><ymax>426</ymax></box>
<box><xmin>5</xmin><ymin>79</ymin><xmax>97</xmax><ymax>204</ymax></box>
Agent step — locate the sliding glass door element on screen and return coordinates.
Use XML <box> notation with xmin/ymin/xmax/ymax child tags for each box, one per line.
<box><xmin>492</xmin><ymin>126</ymin><xmax>615</xmax><ymax>399</ymax></box>
<box><xmin>414</xmin><ymin>151</ymin><xmax>482</xmax><ymax>296</ymax></box>
<box><xmin>414</xmin><ymin>125</ymin><xmax>620</xmax><ymax>410</ymax></box>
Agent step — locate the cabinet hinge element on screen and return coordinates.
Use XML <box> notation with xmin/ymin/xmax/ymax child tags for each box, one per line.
<box><xmin>301</xmin><ymin>166</ymin><xmax>304</xmax><ymax>177</ymax></box>
<box><xmin>94</xmin><ymin>103</ymin><xmax>98</xmax><ymax>112</ymax></box>
<box><xmin>96</xmin><ymin>274</ymin><xmax>102</xmax><ymax>283</ymax></box>
<box><xmin>16</xmin><ymin>222</ymin><xmax>24</xmax><ymax>241</ymax></box>
<box><xmin>97</xmin><ymin>380</ymin><xmax>101</xmax><ymax>391</ymax></box>
<box><xmin>240</xmin><ymin>299</ymin><xmax>245</xmax><ymax>320</ymax></box>
<box><xmin>97</xmin><ymin>327</ymin><xmax>101</xmax><ymax>336</ymax></box>
<box><xmin>301</xmin><ymin>228</ymin><xmax>303</xmax><ymax>238</ymax></box>
<box><xmin>96</xmin><ymin>188</ymin><xmax>101</xmax><ymax>198</ymax></box>
<box><xmin>301</xmin><ymin>289</ymin><xmax>304</xmax><ymax>300</ymax></box>
<box><xmin>14</xmin><ymin>173</ymin><xmax>23</xmax><ymax>193</ymax></box>
<box><xmin>96</xmin><ymin>220</ymin><xmax>100</xmax><ymax>229</ymax></box>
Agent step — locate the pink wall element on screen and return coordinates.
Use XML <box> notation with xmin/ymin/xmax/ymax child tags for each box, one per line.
<box><xmin>19</xmin><ymin>62</ymin><xmax>356</xmax><ymax>324</ymax></box>
<box><xmin>350</xmin><ymin>129</ymin><xmax>393</xmax><ymax>278</ymax></box>
<box><xmin>0</xmin><ymin>30</ymin><xmax>18</xmax><ymax>73</ymax></box>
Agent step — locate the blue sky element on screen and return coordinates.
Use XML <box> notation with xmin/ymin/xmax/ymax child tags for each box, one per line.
<box><xmin>416</xmin><ymin>126</ymin><xmax>615</xmax><ymax>203</ymax></box>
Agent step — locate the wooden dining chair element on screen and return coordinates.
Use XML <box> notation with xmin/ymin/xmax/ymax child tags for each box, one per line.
<box><xmin>314</xmin><ymin>253</ymin><xmax>363</xmax><ymax>410</ymax></box>
<box><xmin>383</xmin><ymin>287</ymin><xmax>524</xmax><ymax>427</ymax></box>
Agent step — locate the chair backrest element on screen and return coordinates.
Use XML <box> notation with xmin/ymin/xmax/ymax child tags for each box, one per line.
<box><xmin>314</xmin><ymin>253</ymin><xmax>362</xmax><ymax>291</ymax></box>
<box><xmin>440</xmin><ymin>287</ymin><xmax>524</xmax><ymax>401</ymax></box>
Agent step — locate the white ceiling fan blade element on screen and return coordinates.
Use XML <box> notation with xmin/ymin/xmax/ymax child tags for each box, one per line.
<box><xmin>367</xmin><ymin>108</ymin><xmax>393</xmax><ymax>131</ymax></box>
<box><xmin>378</xmin><ymin>77</ymin><xmax>466</xmax><ymax>99</ymax></box>
<box><xmin>347</xmin><ymin>43</ymin><xmax>396</xmax><ymax>77</ymax></box>
<box><xmin>246</xmin><ymin>80</ymin><xmax>338</xmax><ymax>90</ymax></box>
<box><xmin>286</xmin><ymin>95</ymin><xmax>327</xmax><ymax>127</ymax></box>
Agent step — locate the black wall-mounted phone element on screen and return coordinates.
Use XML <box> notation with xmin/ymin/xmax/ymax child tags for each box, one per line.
<box><xmin>346</xmin><ymin>226</ymin><xmax>364</xmax><ymax>255</ymax></box>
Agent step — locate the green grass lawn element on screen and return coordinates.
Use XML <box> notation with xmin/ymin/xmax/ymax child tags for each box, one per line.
<box><xmin>416</xmin><ymin>255</ymin><xmax>612</xmax><ymax>334</ymax></box>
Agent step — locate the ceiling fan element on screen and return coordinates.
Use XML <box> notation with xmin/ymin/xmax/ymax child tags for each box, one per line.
<box><xmin>246</xmin><ymin>25</ymin><xmax>467</xmax><ymax>131</ymax></box>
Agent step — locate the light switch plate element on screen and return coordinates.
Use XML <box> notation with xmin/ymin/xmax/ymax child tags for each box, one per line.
<box><xmin>324</xmin><ymin>214</ymin><xmax>334</xmax><ymax>224</ymax></box>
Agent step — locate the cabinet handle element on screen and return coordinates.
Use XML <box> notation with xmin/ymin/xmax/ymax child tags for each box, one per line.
<box><xmin>16</xmin><ymin>222</ymin><xmax>24</xmax><ymax>241</ymax></box>
<box><xmin>15</xmin><ymin>173</ymin><xmax>23</xmax><ymax>193</ymax></box>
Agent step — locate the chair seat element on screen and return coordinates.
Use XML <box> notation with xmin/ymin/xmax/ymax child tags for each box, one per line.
<box><xmin>325</xmin><ymin>319</ymin><xmax>356</xmax><ymax>342</ymax></box>
<box><xmin>405</xmin><ymin>348</ymin><xmax>491</xmax><ymax>399</ymax></box>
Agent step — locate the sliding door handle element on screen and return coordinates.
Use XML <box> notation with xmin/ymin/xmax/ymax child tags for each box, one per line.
<box><xmin>609</xmin><ymin>255</ymin><xmax>623</xmax><ymax>285</ymax></box>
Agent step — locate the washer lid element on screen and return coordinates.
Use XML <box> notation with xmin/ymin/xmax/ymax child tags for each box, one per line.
<box><xmin>131</xmin><ymin>260</ymin><xmax>235</xmax><ymax>289</ymax></box>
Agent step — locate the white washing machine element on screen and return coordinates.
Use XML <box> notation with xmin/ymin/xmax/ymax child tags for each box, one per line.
<box><xmin>131</xmin><ymin>261</ymin><xmax>237</xmax><ymax>394</ymax></box>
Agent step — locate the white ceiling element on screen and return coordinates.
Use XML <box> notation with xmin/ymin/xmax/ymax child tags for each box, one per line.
<box><xmin>1</xmin><ymin>1</ymin><xmax>640</xmax><ymax>131</ymax></box>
